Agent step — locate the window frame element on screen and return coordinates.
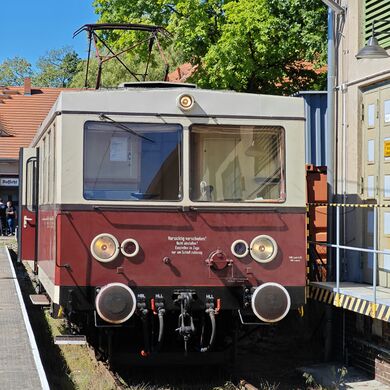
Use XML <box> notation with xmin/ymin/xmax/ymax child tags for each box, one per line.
<box><xmin>188</xmin><ymin>124</ymin><xmax>286</xmax><ymax>204</ymax></box>
<box><xmin>25</xmin><ymin>156</ymin><xmax>38</xmax><ymax>212</ymax></box>
<box><xmin>82</xmin><ymin>120</ymin><xmax>184</xmax><ymax>202</ymax></box>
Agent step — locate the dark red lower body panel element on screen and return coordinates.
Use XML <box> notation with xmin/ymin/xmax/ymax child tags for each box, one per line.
<box><xmin>50</xmin><ymin>209</ymin><xmax>306</xmax><ymax>289</ymax></box>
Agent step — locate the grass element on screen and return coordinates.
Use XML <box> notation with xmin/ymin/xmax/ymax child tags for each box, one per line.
<box><xmin>0</xmin><ymin>236</ymin><xmax>18</xmax><ymax>251</ymax></box>
<box><xmin>45</xmin><ymin>311</ymin><xmax>119</xmax><ymax>390</ymax></box>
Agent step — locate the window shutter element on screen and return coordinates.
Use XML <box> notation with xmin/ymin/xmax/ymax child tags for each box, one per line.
<box><xmin>365</xmin><ymin>0</ymin><xmax>390</xmax><ymax>50</ymax></box>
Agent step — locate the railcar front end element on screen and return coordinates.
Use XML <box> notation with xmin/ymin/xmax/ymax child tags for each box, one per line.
<box><xmin>19</xmin><ymin>86</ymin><xmax>307</xmax><ymax>358</ymax></box>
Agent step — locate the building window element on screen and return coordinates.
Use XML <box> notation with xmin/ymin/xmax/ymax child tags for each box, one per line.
<box><xmin>367</xmin><ymin>175</ymin><xmax>375</xmax><ymax>198</ymax></box>
<box><xmin>384</xmin><ymin>100</ymin><xmax>390</xmax><ymax>123</ymax></box>
<box><xmin>368</xmin><ymin>104</ymin><xmax>375</xmax><ymax>127</ymax></box>
<box><xmin>368</xmin><ymin>139</ymin><xmax>375</xmax><ymax>163</ymax></box>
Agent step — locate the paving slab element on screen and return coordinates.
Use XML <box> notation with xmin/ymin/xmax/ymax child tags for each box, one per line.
<box><xmin>0</xmin><ymin>246</ymin><xmax>49</xmax><ymax>389</ymax></box>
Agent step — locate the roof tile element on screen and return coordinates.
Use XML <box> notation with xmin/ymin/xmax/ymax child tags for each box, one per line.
<box><xmin>0</xmin><ymin>86</ymin><xmax>75</xmax><ymax>159</ymax></box>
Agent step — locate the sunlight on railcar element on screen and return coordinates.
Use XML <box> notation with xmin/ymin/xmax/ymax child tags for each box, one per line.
<box><xmin>190</xmin><ymin>125</ymin><xmax>284</xmax><ymax>202</ymax></box>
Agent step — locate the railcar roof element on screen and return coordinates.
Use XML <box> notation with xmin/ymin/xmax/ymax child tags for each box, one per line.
<box><xmin>35</xmin><ymin>87</ymin><xmax>304</xmax><ymax>143</ymax></box>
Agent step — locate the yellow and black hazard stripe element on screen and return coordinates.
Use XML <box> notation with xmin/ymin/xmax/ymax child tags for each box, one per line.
<box><xmin>309</xmin><ymin>285</ymin><xmax>335</xmax><ymax>305</ymax></box>
<box><xmin>307</xmin><ymin>202</ymin><xmax>390</xmax><ymax>208</ymax></box>
<box><xmin>308</xmin><ymin>285</ymin><xmax>390</xmax><ymax>322</ymax></box>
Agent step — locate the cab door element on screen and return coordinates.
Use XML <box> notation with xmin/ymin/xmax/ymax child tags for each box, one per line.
<box><xmin>18</xmin><ymin>147</ymin><xmax>39</xmax><ymax>272</ymax></box>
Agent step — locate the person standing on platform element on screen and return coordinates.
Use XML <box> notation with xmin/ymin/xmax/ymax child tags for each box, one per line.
<box><xmin>0</xmin><ymin>199</ymin><xmax>6</xmax><ymax>236</ymax></box>
<box><xmin>5</xmin><ymin>200</ymin><xmax>16</xmax><ymax>236</ymax></box>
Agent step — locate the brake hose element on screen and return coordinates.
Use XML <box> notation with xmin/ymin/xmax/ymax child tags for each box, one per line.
<box><xmin>200</xmin><ymin>308</ymin><xmax>216</xmax><ymax>353</ymax></box>
<box><xmin>157</xmin><ymin>308</ymin><xmax>165</xmax><ymax>344</ymax></box>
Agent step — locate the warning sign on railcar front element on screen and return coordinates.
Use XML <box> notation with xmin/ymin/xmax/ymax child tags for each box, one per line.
<box><xmin>384</xmin><ymin>140</ymin><xmax>390</xmax><ymax>158</ymax></box>
<box><xmin>168</xmin><ymin>235</ymin><xmax>206</xmax><ymax>256</ymax></box>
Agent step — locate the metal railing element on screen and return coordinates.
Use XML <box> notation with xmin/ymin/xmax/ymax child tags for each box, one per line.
<box><xmin>308</xmin><ymin>203</ymin><xmax>390</xmax><ymax>314</ymax></box>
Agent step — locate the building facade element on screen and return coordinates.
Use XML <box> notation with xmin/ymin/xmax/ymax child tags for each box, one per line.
<box><xmin>322</xmin><ymin>1</ymin><xmax>390</xmax><ymax>384</ymax></box>
<box><xmin>335</xmin><ymin>0</ymin><xmax>390</xmax><ymax>287</ymax></box>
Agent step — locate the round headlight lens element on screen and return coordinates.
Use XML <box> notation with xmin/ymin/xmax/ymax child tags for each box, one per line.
<box><xmin>231</xmin><ymin>239</ymin><xmax>249</xmax><ymax>258</ymax></box>
<box><xmin>250</xmin><ymin>235</ymin><xmax>277</xmax><ymax>263</ymax></box>
<box><xmin>90</xmin><ymin>233</ymin><xmax>119</xmax><ymax>262</ymax></box>
<box><xmin>95</xmin><ymin>283</ymin><xmax>136</xmax><ymax>324</ymax></box>
<box><xmin>251</xmin><ymin>282</ymin><xmax>291</xmax><ymax>323</ymax></box>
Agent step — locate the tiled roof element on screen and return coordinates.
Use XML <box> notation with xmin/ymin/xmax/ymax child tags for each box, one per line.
<box><xmin>167</xmin><ymin>63</ymin><xmax>197</xmax><ymax>83</ymax></box>
<box><xmin>0</xmin><ymin>85</ymin><xmax>68</xmax><ymax>159</ymax></box>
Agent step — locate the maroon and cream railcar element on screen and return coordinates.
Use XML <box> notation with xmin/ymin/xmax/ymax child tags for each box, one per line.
<box><xmin>19</xmin><ymin>83</ymin><xmax>306</xmax><ymax>356</ymax></box>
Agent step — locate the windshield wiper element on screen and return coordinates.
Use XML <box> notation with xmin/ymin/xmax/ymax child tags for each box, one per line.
<box><xmin>99</xmin><ymin>113</ymin><xmax>154</xmax><ymax>143</ymax></box>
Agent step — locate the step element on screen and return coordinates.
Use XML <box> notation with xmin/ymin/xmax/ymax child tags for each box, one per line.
<box><xmin>54</xmin><ymin>335</ymin><xmax>87</xmax><ymax>345</ymax></box>
<box><xmin>29</xmin><ymin>294</ymin><xmax>50</xmax><ymax>305</ymax></box>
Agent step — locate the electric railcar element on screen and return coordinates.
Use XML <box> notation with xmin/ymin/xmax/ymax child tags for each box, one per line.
<box><xmin>19</xmin><ymin>83</ymin><xmax>307</xmax><ymax>357</ymax></box>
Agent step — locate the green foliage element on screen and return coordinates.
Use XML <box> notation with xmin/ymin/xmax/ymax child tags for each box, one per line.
<box><xmin>91</xmin><ymin>0</ymin><xmax>327</xmax><ymax>94</ymax></box>
<box><xmin>0</xmin><ymin>47</ymin><xmax>81</xmax><ymax>88</ymax></box>
<box><xmin>0</xmin><ymin>57</ymin><xmax>33</xmax><ymax>86</ymax></box>
<box><xmin>33</xmin><ymin>47</ymin><xmax>81</xmax><ymax>87</ymax></box>
<box><xmin>303</xmin><ymin>366</ymin><xmax>348</xmax><ymax>390</ymax></box>
<box><xmin>69</xmin><ymin>53</ymin><xmax>173</xmax><ymax>88</ymax></box>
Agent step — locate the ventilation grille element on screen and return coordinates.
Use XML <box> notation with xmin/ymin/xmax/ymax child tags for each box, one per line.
<box><xmin>365</xmin><ymin>0</ymin><xmax>390</xmax><ymax>50</ymax></box>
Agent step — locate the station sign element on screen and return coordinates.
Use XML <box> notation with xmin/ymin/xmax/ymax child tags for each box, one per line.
<box><xmin>385</xmin><ymin>140</ymin><xmax>390</xmax><ymax>158</ymax></box>
<box><xmin>0</xmin><ymin>177</ymin><xmax>19</xmax><ymax>187</ymax></box>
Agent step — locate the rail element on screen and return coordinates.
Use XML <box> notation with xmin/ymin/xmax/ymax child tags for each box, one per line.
<box><xmin>307</xmin><ymin>203</ymin><xmax>390</xmax><ymax>314</ymax></box>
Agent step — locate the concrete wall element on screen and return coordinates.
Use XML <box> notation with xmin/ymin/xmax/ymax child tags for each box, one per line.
<box><xmin>343</xmin><ymin>310</ymin><xmax>390</xmax><ymax>385</ymax></box>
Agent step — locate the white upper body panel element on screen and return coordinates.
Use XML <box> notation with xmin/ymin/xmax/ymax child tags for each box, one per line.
<box><xmin>31</xmin><ymin>86</ymin><xmax>306</xmax><ymax>208</ymax></box>
<box><xmin>33</xmin><ymin>87</ymin><xmax>304</xmax><ymax>144</ymax></box>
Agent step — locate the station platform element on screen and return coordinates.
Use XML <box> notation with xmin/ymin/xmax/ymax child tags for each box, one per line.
<box><xmin>0</xmin><ymin>245</ymin><xmax>49</xmax><ymax>389</ymax></box>
<box><xmin>309</xmin><ymin>282</ymin><xmax>390</xmax><ymax>322</ymax></box>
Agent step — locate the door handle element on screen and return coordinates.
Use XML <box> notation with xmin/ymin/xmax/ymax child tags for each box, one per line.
<box><xmin>23</xmin><ymin>216</ymin><xmax>33</xmax><ymax>228</ymax></box>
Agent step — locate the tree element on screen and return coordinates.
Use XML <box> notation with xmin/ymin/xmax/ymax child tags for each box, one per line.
<box><xmin>189</xmin><ymin>0</ymin><xmax>327</xmax><ymax>93</ymax></box>
<box><xmin>33</xmin><ymin>47</ymin><xmax>81</xmax><ymax>88</ymax></box>
<box><xmin>70</xmin><ymin>58</ymin><xmax>133</xmax><ymax>88</ymax></box>
<box><xmin>0</xmin><ymin>57</ymin><xmax>33</xmax><ymax>86</ymax></box>
<box><xmin>91</xmin><ymin>0</ymin><xmax>327</xmax><ymax>94</ymax></box>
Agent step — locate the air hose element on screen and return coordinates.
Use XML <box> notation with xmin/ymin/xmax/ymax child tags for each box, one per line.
<box><xmin>140</xmin><ymin>310</ymin><xmax>150</xmax><ymax>356</ymax></box>
<box><xmin>200</xmin><ymin>308</ymin><xmax>216</xmax><ymax>353</ymax></box>
<box><xmin>157</xmin><ymin>308</ymin><xmax>165</xmax><ymax>345</ymax></box>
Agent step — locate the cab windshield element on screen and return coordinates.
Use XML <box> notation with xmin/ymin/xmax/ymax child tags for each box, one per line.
<box><xmin>84</xmin><ymin>122</ymin><xmax>182</xmax><ymax>201</ymax></box>
<box><xmin>190</xmin><ymin>125</ymin><xmax>284</xmax><ymax>202</ymax></box>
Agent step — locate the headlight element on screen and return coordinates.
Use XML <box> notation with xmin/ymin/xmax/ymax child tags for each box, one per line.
<box><xmin>90</xmin><ymin>233</ymin><xmax>120</xmax><ymax>262</ymax></box>
<box><xmin>251</xmin><ymin>283</ymin><xmax>291</xmax><ymax>323</ymax></box>
<box><xmin>231</xmin><ymin>239</ymin><xmax>249</xmax><ymax>258</ymax></box>
<box><xmin>95</xmin><ymin>283</ymin><xmax>136</xmax><ymax>324</ymax></box>
<box><xmin>250</xmin><ymin>235</ymin><xmax>277</xmax><ymax>263</ymax></box>
<box><xmin>121</xmin><ymin>238</ymin><xmax>140</xmax><ymax>257</ymax></box>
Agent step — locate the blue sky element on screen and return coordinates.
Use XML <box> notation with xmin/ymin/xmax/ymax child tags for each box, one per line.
<box><xmin>0</xmin><ymin>0</ymin><xmax>97</xmax><ymax>65</ymax></box>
